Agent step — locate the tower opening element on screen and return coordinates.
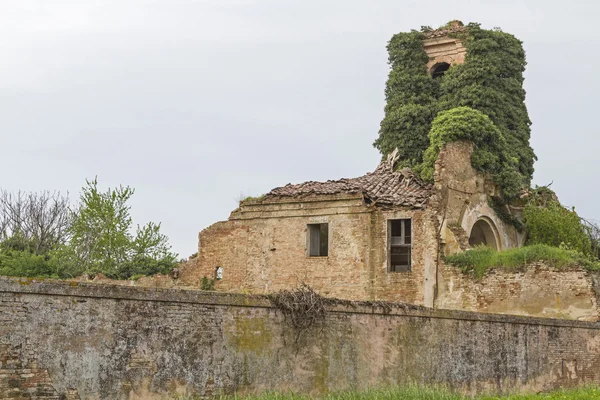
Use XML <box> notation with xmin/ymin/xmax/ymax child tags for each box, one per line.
<box><xmin>431</xmin><ymin>62</ymin><xmax>450</xmax><ymax>78</ymax></box>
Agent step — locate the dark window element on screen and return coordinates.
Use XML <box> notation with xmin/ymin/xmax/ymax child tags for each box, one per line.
<box><xmin>308</xmin><ymin>223</ymin><xmax>329</xmax><ymax>257</ymax></box>
<box><xmin>389</xmin><ymin>219</ymin><xmax>411</xmax><ymax>272</ymax></box>
<box><xmin>431</xmin><ymin>62</ymin><xmax>450</xmax><ymax>79</ymax></box>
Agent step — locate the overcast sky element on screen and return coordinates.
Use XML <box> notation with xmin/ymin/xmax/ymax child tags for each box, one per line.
<box><xmin>2</xmin><ymin>0</ymin><xmax>598</xmax><ymax>258</ymax></box>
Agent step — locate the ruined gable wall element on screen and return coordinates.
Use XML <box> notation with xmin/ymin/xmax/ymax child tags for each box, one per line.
<box><xmin>2</xmin><ymin>278</ymin><xmax>600</xmax><ymax>399</ymax></box>
<box><xmin>184</xmin><ymin>195</ymin><xmax>373</xmax><ymax>299</ymax></box>
<box><xmin>186</xmin><ymin>194</ymin><xmax>436</xmax><ymax>304</ymax></box>
<box><xmin>429</xmin><ymin>141</ymin><xmax>600</xmax><ymax>321</ymax></box>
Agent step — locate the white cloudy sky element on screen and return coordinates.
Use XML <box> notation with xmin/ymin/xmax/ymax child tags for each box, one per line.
<box><xmin>2</xmin><ymin>0</ymin><xmax>598</xmax><ymax>258</ymax></box>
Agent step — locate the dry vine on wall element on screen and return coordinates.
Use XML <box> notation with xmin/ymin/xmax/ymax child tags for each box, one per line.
<box><xmin>268</xmin><ymin>284</ymin><xmax>327</xmax><ymax>341</ymax></box>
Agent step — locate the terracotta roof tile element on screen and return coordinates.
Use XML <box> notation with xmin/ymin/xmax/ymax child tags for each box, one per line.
<box><xmin>263</xmin><ymin>154</ymin><xmax>432</xmax><ymax>209</ymax></box>
<box><xmin>422</xmin><ymin>21</ymin><xmax>466</xmax><ymax>39</ymax></box>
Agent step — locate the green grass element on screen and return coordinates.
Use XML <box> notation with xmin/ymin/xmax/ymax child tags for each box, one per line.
<box><xmin>444</xmin><ymin>244</ymin><xmax>600</xmax><ymax>278</ymax></box>
<box><xmin>174</xmin><ymin>386</ymin><xmax>600</xmax><ymax>400</ymax></box>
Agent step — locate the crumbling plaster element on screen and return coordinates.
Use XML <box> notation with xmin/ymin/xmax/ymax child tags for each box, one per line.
<box><xmin>2</xmin><ymin>278</ymin><xmax>600</xmax><ymax>399</ymax></box>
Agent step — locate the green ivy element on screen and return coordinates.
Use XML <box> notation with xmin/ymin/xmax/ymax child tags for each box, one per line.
<box><xmin>418</xmin><ymin>107</ymin><xmax>523</xmax><ymax>198</ymax></box>
<box><xmin>440</xmin><ymin>23</ymin><xmax>535</xmax><ymax>181</ymax></box>
<box><xmin>373</xmin><ymin>30</ymin><xmax>440</xmax><ymax>168</ymax></box>
<box><xmin>374</xmin><ymin>22</ymin><xmax>535</xmax><ymax>200</ymax></box>
<box><xmin>488</xmin><ymin>196</ymin><xmax>524</xmax><ymax>232</ymax></box>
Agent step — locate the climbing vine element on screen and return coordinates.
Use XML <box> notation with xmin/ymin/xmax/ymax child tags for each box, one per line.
<box><xmin>373</xmin><ymin>30</ymin><xmax>439</xmax><ymax>168</ymax></box>
<box><xmin>418</xmin><ymin>107</ymin><xmax>523</xmax><ymax>198</ymax></box>
<box><xmin>374</xmin><ymin>22</ymin><xmax>535</xmax><ymax>199</ymax></box>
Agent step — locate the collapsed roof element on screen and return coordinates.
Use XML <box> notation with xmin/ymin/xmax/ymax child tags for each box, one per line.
<box><xmin>262</xmin><ymin>150</ymin><xmax>432</xmax><ymax>209</ymax></box>
<box><xmin>422</xmin><ymin>20</ymin><xmax>466</xmax><ymax>39</ymax></box>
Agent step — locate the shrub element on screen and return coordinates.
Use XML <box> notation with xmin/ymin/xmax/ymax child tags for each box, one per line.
<box><xmin>523</xmin><ymin>200</ymin><xmax>592</xmax><ymax>256</ymax></box>
<box><xmin>200</xmin><ymin>276</ymin><xmax>215</xmax><ymax>291</ymax></box>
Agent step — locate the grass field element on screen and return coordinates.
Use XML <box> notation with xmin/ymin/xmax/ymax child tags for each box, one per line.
<box><xmin>176</xmin><ymin>386</ymin><xmax>600</xmax><ymax>399</ymax></box>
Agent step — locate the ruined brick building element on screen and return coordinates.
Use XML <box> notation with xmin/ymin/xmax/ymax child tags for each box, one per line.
<box><xmin>183</xmin><ymin>138</ymin><xmax>523</xmax><ymax>307</ymax></box>
<box><xmin>180</xmin><ymin>22</ymin><xmax>598</xmax><ymax>316</ymax></box>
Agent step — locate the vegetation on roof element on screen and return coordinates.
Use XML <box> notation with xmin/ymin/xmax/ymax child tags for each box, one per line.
<box><xmin>445</xmin><ymin>244</ymin><xmax>600</xmax><ymax>279</ymax></box>
<box><xmin>373</xmin><ymin>22</ymin><xmax>534</xmax><ymax>199</ymax></box>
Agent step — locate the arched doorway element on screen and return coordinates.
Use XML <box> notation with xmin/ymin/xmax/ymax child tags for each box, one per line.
<box><xmin>468</xmin><ymin>218</ymin><xmax>499</xmax><ymax>250</ymax></box>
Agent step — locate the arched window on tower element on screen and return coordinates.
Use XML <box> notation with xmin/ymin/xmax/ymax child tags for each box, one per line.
<box><xmin>431</xmin><ymin>62</ymin><xmax>450</xmax><ymax>79</ymax></box>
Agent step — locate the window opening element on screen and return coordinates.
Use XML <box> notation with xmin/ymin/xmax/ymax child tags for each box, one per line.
<box><xmin>389</xmin><ymin>219</ymin><xmax>411</xmax><ymax>272</ymax></box>
<box><xmin>308</xmin><ymin>223</ymin><xmax>329</xmax><ymax>257</ymax></box>
<box><xmin>431</xmin><ymin>62</ymin><xmax>450</xmax><ymax>79</ymax></box>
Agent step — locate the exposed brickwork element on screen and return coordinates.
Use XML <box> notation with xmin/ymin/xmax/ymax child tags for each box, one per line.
<box><xmin>183</xmin><ymin>142</ymin><xmax>589</xmax><ymax>322</ymax></box>
<box><xmin>182</xmin><ymin>194</ymin><xmax>437</xmax><ymax>305</ymax></box>
<box><xmin>184</xmin><ymin>142</ymin><xmax>524</xmax><ymax>312</ymax></box>
<box><xmin>438</xmin><ymin>262</ymin><xmax>600</xmax><ymax>321</ymax></box>
<box><xmin>0</xmin><ymin>296</ymin><xmax>71</xmax><ymax>400</ymax></box>
<box><xmin>422</xmin><ymin>21</ymin><xmax>467</xmax><ymax>73</ymax></box>
<box><xmin>1</xmin><ymin>278</ymin><xmax>600</xmax><ymax>398</ymax></box>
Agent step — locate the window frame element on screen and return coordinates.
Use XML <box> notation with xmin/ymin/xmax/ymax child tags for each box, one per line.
<box><xmin>387</xmin><ymin>218</ymin><xmax>412</xmax><ymax>272</ymax></box>
<box><xmin>307</xmin><ymin>223</ymin><xmax>329</xmax><ymax>257</ymax></box>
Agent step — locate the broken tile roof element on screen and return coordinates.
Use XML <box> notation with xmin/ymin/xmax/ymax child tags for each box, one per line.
<box><xmin>263</xmin><ymin>152</ymin><xmax>433</xmax><ymax>209</ymax></box>
<box><xmin>422</xmin><ymin>21</ymin><xmax>466</xmax><ymax>39</ymax></box>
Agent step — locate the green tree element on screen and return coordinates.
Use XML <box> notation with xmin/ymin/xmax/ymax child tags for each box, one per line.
<box><xmin>69</xmin><ymin>178</ymin><xmax>134</xmax><ymax>275</ymax></box>
<box><xmin>69</xmin><ymin>178</ymin><xmax>177</xmax><ymax>278</ymax></box>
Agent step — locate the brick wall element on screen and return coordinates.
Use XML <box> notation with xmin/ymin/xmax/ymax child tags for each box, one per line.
<box><xmin>1</xmin><ymin>278</ymin><xmax>600</xmax><ymax>399</ymax></box>
<box><xmin>437</xmin><ymin>262</ymin><xmax>600</xmax><ymax>321</ymax></box>
<box><xmin>184</xmin><ymin>194</ymin><xmax>437</xmax><ymax>305</ymax></box>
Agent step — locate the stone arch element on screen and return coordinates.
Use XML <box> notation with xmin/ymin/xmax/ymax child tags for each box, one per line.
<box><xmin>468</xmin><ymin>218</ymin><xmax>500</xmax><ymax>250</ymax></box>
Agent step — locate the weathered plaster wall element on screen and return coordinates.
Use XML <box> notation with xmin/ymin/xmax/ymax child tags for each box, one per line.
<box><xmin>1</xmin><ymin>278</ymin><xmax>600</xmax><ymax>399</ymax></box>
<box><xmin>433</xmin><ymin>141</ymin><xmax>523</xmax><ymax>255</ymax></box>
<box><xmin>186</xmin><ymin>194</ymin><xmax>438</xmax><ymax>305</ymax></box>
<box><xmin>437</xmin><ymin>263</ymin><xmax>600</xmax><ymax>321</ymax></box>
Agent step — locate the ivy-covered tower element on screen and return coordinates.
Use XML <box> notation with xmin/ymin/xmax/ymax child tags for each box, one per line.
<box><xmin>374</xmin><ymin>21</ymin><xmax>536</xmax><ymax>199</ymax></box>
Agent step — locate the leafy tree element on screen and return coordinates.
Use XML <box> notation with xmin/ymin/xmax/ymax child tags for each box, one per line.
<box><xmin>69</xmin><ymin>178</ymin><xmax>177</xmax><ymax>278</ymax></box>
<box><xmin>69</xmin><ymin>178</ymin><xmax>134</xmax><ymax>275</ymax></box>
<box><xmin>0</xmin><ymin>179</ymin><xmax>178</xmax><ymax>280</ymax></box>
